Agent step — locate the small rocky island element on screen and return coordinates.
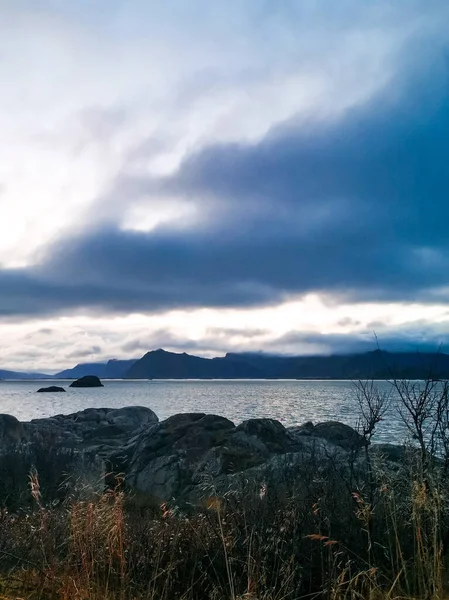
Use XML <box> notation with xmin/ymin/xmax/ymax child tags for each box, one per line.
<box><xmin>69</xmin><ymin>375</ymin><xmax>104</xmax><ymax>388</ymax></box>
<box><xmin>37</xmin><ymin>385</ymin><xmax>66</xmax><ymax>393</ymax></box>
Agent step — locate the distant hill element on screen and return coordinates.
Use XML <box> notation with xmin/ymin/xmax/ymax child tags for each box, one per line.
<box><xmin>103</xmin><ymin>359</ymin><xmax>138</xmax><ymax>379</ymax></box>
<box><xmin>55</xmin><ymin>359</ymin><xmax>137</xmax><ymax>379</ymax></box>
<box><xmin>125</xmin><ymin>349</ymin><xmax>449</xmax><ymax>380</ymax></box>
<box><xmin>0</xmin><ymin>369</ymin><xmax>51</xmax><ymax>380</ymax></box>
<box><xmin>224</xmin><ymin>349</ymin><xmax>449</xmax><ymax>380</ymax></box>
<box><xmin>55</xmin><ymin>362</ymin><xmax>107</xmax><ymax>379</ymax></box>
<box><xmin>125</xmin><ymin>349</ymin><xmax>263</xmax><ymax>379</ymax></box>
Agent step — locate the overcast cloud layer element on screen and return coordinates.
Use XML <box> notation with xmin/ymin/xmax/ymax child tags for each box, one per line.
<box><xmin>1</xmin><ymin>1</ymin><xmax>449</xmax><ymax>369</ymax></box>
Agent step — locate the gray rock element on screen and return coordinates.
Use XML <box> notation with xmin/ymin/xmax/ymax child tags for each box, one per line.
<box><xmin>73</xmin><ymin>408</ymin><xmax>106</xmax><ymax>423</ymax></box>
<box><xmin>229</xmin><ymin>430</ymin><xmax>269</xmax><ymax>455</ymax></box>
<box><xmin>127</xmin><ymin>413</ymin><xmax>235</xmax><ymax>499</ymax></box>
<box><xmin>235</xmin><ymin>418</ymin><xmax>292</xmax><ymax>453</ymax></box>
<box><xmin>27</xmin><ymin>406</ymin><xmax>158</xmax><ymax>459</ymax></box>
<box><xmin>191</xmin><ymin>419</ymin><xmax>293</xmax><ymax>482</ymax></box>
<box><xmin>83</xmin><ymin>424</ymin><xmax>127</xmax><ymax>440</ymax></box>
<box><xmin>132</xmin><ymin>454</ymin><xmax>186</xmax><ymax>500</ymax></box>
<box><xmin>125</xmin><ymin>414</ymin><xmax>367</xmax><ymax>501</ymax></box>
<box><xmin>131</xmin><ymin>413</ymin><xmax>234</xmax><ymax>458</ymax></box>
<box><xmin>288</xmin><ymin>421</ymin><xmax>315</xmax><ymax>439</ymax></box>
<box><xmin>192</xmin><ymin>432</ymin><xmax>269</xmax><ymax>483</ymax></box>
<box><xmin>312</xmin><ymin>421</ymin><xmax>365</xmax><ymax>450</ymax></box>
<box><xmin>106</xmin><ymin>406</ymin><xmax>158</xmax><ymax>430</ymax></box>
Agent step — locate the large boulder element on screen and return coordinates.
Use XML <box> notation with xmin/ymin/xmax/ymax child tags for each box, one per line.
<box><xmin>130</xmin><ymin>454</ymin><xmax>188</xmax><ymax>500</ymax></box>
<box><xmin>288</xmin><ymin>421</ymin><xmax>315</xmax><ymax>439</ymax></box>
<box><xmin>27</xmin><ymin>406</ymin><xmax>158</xmax><ymax>458</ymax></box>
<box><xmin>7</xmin><ymin>407</ymin><xmax>159</xmax><ymax>506</ymax></box>
<box><xmin>106</xmin><ymin>406</ymin><xmax>157</xmax><ymax>430</ymax></box>
<box><xmin>190</xmin><ymin>418</ymin><xmax>295</xmax><ymax>482</ymax></box>
<box><xmin>126</xmin><ymin>415</ymin><xmax>366</xmax><ymax>501</ymax></box>
<box><xmin>126</xmin><ymin>415</ymin><xmax>311</xmax><ymax>501</ymax></box>
<box><xmin>70</xmin><ymin>376</ymin><xmax>104</xmax><ymax>388</ymax></box>
<box><xmin>130</xmin><ymin>413</ymin><xmax>234</xmax><ymax>457</ymax></box>
<box><xmin>37</xmin><ymin>386</ymin><xmax>65</xmax><ymax>393</ymax></box>
<box><xmin>235</xmin><ymin>418</ymin><xmax>293</xmax><ymax>453</ymax></box>
<box><xmin>312</xmin><ymin>421</ymin><xmax>365</xmax><ymax>450</ymax></box>
<box><xmin>192</xmin><ymin>432</ymin><xmax>269</xmax><ymax>483</ymax></box>
<box><xmin>127</xmin><ymin>413</ymin><xmax>235</xmax><ymax>500</ymax></box>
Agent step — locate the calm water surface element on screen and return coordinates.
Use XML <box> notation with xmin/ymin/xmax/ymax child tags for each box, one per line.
<box><xmin>0</xmin><ymin>379</ymin><xmax>409</xmax><ymax>443</ymax></box>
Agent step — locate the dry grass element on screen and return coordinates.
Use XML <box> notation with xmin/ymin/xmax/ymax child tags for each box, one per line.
<box><xmin>0</xmin><ymin>452</ymin><xmax>447</xmax><ymax>600</ymax></box>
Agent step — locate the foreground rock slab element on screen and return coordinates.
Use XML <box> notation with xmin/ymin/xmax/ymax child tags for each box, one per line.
<box><xmin>0</xmin><ymin>406</ymin><xmax>403</xmax><ymax>505</ymax></box>
<box><xmin>26</xmin><ymin>406</ymin><xmax>158</xmax><ymax>457</ymax></box>
<box><xmin>124</xmin><ymin>414</ymin><xmax>359</xmax><ymax>502</ymax></box>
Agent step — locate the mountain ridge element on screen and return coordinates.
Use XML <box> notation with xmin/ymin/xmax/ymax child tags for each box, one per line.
<box><xmin>3</xmin><ymin>349</ymin><xmax>449</xmax><ymax>380</ymax></box>
<box><xmin>54</xmin><ymin>359</ymin><xmax>138</xmax><ymax>379</ymax></box>
<box><xmin>125</xmin><ymin>348</ymin><xmax>449</xmax><ymax>380</ymax></box>
<box><xmin>125</xmin><ymin>348</ymin><xmax>264</xmax><ymax>379</ymax></box>
<box><xmin>0</xmin><ymin>369</ymin><xmax>52</xmax><ymax>380</ymax></box>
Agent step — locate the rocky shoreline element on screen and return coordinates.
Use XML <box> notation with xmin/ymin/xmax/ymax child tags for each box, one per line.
<box><xmin>0</xmin><ymin>406</ymin><xmax>402</xmax><ymax>503</ymax></box>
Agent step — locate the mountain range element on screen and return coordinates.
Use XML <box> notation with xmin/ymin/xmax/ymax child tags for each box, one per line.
<box><xmin>0</xmin><ymin>369</ymin><xmax>51</xmax><ymax>380</ymax></box>
<box><xmin>2</xmin><ymin>348</ymin><xmax>449</xmax><ymax>380</ymax></box>
<box><xmin>55</xmin><ymin>359</ymin><xmax>137</xmax><ymax>379</ymax></box>
<box><xmin>125</xmin><ymin>349</ymin><xmax>449</xmax><ymax>380</ymax></box>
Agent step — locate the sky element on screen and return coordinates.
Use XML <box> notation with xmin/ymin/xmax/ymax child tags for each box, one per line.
<box><xmin>1</xmin><ymin>0</ymin><xmax>449</xmax><ymax>372</ymax></box>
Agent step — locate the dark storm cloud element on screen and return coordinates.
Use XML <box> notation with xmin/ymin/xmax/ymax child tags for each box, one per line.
<box><xmin>118</xmin><ymin>325</ymin><xmax>449</xmax><ymax>358</ymax></box>
<box><xmin>272</xmin><ymin>325</ymin><xmax>449</xmax><ymax>356</ymax></box>
<box><xmin>1</xmin><ymin>51</ymin><xmax>449</xmax><ymax>318</ymax></box>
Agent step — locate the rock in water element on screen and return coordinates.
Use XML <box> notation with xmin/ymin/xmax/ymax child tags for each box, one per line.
<box><xmin>37</xmin><ymin>386</ymin><xmax>66</xmax><ymax>393</ymax></box>
<box><xmin>69</xmin><ymin>375</ymin><xmax>104</xmax><ymax>388</ymax></box>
